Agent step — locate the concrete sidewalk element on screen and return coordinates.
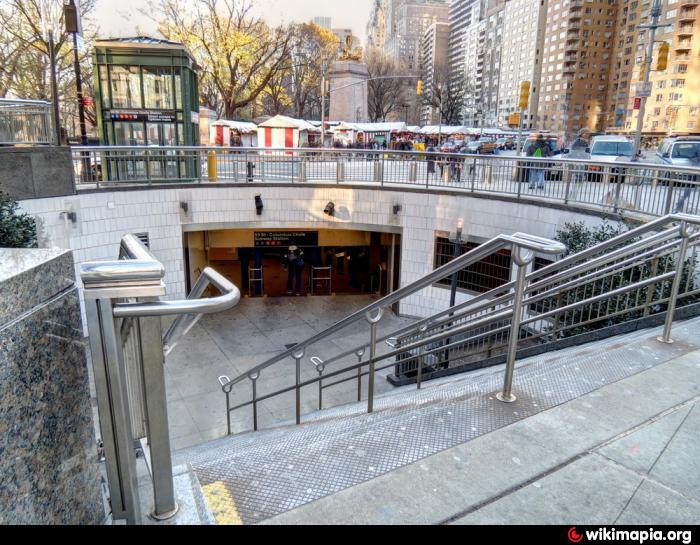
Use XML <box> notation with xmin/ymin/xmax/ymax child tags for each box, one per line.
<box><xmin>260</xmin><ymin>331</ymin><xmax>700</xmax><ymax>525</ymax></box>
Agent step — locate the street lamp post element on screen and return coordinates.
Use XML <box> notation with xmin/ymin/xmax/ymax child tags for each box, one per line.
<box><xmin>41</xmin><ymin>0</ymin><xmax>62</xmax><ymax>145</ymax></box>
<box><xmin>632</xmin><ymin>0</ymin><xmax>663</xmax><ymax>161</ymax></box>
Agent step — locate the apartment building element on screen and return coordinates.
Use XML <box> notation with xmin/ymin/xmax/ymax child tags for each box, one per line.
<box><xmin>538</xmin><ymin>0</ymin><xmax>618</xmax><ymax>138</ymax></box>
<box><xmin>498</xmin><ymin>0</ymin><xmax>548</xmax><ymax>129</ymax></box>
<box><xmin>385</xmin><ymin>0</ymin><xmax>450</xmax><ymax>73</ymax></box>
<box><xmin>367</xmin><ymin>0</ymin><xmax>388</xmax><ymax>49</ymax></box>
<box><xmin>623</xmin><ymin>0</ymin><xmax>700</xmax><ymax>136</ymax></box>
<box><xmin>420</xmin><ymin>22</ymin><xmax>450</xmax><ymax>124</ymax></box>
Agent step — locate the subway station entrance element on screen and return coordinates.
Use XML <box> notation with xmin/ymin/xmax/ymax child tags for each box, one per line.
<box><xmin>184</xmin><ymin>228</ymin><xmax>401</xmax><ymax>298</ymax></box>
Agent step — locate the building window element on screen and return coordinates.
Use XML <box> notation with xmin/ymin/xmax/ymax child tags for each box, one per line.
<box><xmin>143</xmin><ymin>67</ymin><xmax>174</xmax><ymax>109</ymax></box>
<box><xmin>433</xmin><ymin>238</ymin><xmax>512</xmax><ymax>294</ymax></box>
<box><xmin>110</xmin><ymin>66</ymin><xmax>142</xmax><ymax>109</ymax></box>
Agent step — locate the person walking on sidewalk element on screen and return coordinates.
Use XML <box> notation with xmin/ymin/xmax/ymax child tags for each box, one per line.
<box><xmin>527</xmin><ymin>134</ymin><xmax>552</xmax><ymax>190</ymax></box>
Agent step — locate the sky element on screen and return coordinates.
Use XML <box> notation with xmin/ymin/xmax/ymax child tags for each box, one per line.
<box><xmin>94</xmin><ymin>0</ymin><xmax>373</xmax><ymax>43</ymax></box>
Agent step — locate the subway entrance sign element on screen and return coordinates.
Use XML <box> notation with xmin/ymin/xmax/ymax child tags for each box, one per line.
<box><xmin>254</xmin><ymin>232</ymin><xmax>319</xmax><ymax>248</ymax></box>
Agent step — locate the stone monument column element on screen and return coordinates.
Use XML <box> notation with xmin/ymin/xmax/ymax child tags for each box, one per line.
<box><xmin>329</xmin><ymin>60</ymin><xmax>369</xmax><ymax>123</ymax></box>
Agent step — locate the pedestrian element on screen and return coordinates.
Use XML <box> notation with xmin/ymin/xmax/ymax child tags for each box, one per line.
<box><xmin>568</xmin><ymin>128</ymin><xmax>592</xmax><ymax>199</ymax></box>
<box><xmin>527</xmin><ymin>133</ymin><xmax>552</xmax><ymax>190</ymax></box>
<box><xmin>285</xmin><ymin>246</ymin><xmax>305</xmax><ymax>296</ymax></box>
<box><xmin>426</xmin><ymin>145</ymin><xmax>436</xmax><ymax>176</ymax></box>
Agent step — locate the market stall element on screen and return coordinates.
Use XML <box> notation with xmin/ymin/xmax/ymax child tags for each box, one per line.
<box><xmin>257</xmin><ymin>115</ymin><xmax>321</xmax><ymax>150</ymax></box>
<box><xmin>211</xmin><ymin>120</ymin><xmax>258</xmax><ymax>147</ymax></box>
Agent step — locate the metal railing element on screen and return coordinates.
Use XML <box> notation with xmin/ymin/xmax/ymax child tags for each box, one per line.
<box><xmin>70</xmin><ymin>146</ymin><xmax>700</xmax><ymax>220</ymax></box>
<box><xmin>0</xmin><ymin>98</ymin><xmax>54</xmax><ymax>145</ymax></box>
<box><xmin>218</xmin><ymin>214</ymin><xmax>700</xmax><ymax>434</ymax></box>
<box><xmin>81</xmin><ymin>234</ymin><xmax>240</xmax><ymax>524</ymax></box>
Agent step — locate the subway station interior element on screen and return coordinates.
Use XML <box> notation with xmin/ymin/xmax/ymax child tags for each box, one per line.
<box><xmin>185</xmin><ymin>228</ymin><xmax>401</xmax><ymax>298</ymax></box>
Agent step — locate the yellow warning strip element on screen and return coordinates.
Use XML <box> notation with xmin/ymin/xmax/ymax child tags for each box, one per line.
<box><xmin>201</xmin><ymin>481</ymin><xmax>243</xmax><ymax>526</ymax></box>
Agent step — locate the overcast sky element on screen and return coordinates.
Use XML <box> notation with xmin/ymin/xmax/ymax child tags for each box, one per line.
<box><xmin>94</xmin><ymin>0</ymin><xmax>373</xmax><ymax>42</ymax></box>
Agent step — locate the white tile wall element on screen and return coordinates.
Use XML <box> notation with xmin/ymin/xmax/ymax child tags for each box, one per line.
<box><xmin>19</xmin><ymin>187</ymin><xmax>606</xmax><ymax>327</ymax></box>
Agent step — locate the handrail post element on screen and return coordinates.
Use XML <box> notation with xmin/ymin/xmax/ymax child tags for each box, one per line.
<box><xmin>293</xmin><ymin>348</ymin><xmax>305</xmax><ymax>425</ymax></box>
<box><xmin>658</xmin><ymin>221</ymin><xmax>692</xmax><ymax>344</ymax></box>
<box><xmin>139</xmin><ymin>315</ymin><xmax>178</xmax><ymax>521</ymax></box>
<box><xmin>355</xmin><ymin>348</ymin><xmax>365</xmax><ymax>402</ymax></box>
<box><xmin>416</xmin><ymin>324</ymin><xmax>428</xmax><ymax>390</ymax></box>
<box><xmin>250</xmin><ymin>372</ymin><xmax>259</xmax><ymax>431</ymax></box>
<box><xmin>366</xmin><ymin>308</ymin><xmax>384</xmax><ymax>413</ymax></box>
<box><xmin>497</xmin><ymin>244</ymin><xmax>535</xmax><ymax>403</ymax></box>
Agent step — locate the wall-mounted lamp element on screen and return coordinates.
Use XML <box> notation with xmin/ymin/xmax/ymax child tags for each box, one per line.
<box><xmin>255</xmin><ymin>195</ymin><xmax>264</xmax><ymax>215</ymax></box>
<box><xmin>60</xmin><ymin>211</ymin><xmax>77</xmax><ymax>223</ymax></box>
<box><xmin>180</xmin><ymin>202</ymin><xmax>189</xmax><ymax>214</ymax></box>
<box><xmin>393</xmin><ymin>204</ymin><xmax>402</xmax><ymax>215</ymax></box>
<box><xmin>324</xmin><ymin>202</ymin><xmax>336</xmax><ymax>217</ymax></box>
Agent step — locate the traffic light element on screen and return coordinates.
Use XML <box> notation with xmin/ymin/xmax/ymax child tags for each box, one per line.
<box><xmin>519</xmin><ymin>81</ymin><xmax>531</xmax><ymax>111</ymax></box>
<box><xmin>639</xmin><ymin>58</ymin><xmax>649</xmax><ymax>82</ymax></box>
<box><xmin>416</xmin><ymin>80</ymin><xmax>424</xmax><ymax>96</ymax></box>
<box><xmin>656</xmin><ymin>42</ymin><xmax>670</xmax><ymax>72</ymax></box>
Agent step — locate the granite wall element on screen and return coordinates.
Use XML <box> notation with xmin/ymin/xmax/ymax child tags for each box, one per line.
<box><xmin>0</xmin><ymin>147</ymin><xmax>74</xmax><ymax>200</ymax></box>
<box><xmin>0</xmin><ymin>248</ymin><xmax>104</xmax><ymax>524</ymax></box>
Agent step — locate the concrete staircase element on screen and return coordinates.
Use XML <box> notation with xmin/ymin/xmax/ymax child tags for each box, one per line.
<box><xmin>173</xmin><ymin>317</ymin><xmax>700</xmax><ymax>525</ymax></box>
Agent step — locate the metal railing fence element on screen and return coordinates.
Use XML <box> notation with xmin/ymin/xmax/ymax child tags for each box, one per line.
<box><xmin>71</xmin><ymin>146</ymin><xmax>700</xmax><ymax>220</ymax></box>
<box><xmin>0</xmin><ymin>98</ymin><xmax>54</xmax><ymax>145</ymax></box>
<box><xmin>218</xmin><ymin>214</ymin><xmax>700</xmax><ymax>434</ymax></box>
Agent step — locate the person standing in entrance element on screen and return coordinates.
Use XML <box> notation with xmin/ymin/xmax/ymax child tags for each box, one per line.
<box><xmin>285</xmin><ymin>246</ymin><xmax>305</xmax><ymax>296</ymax></box>
<box><xmin>527</xmin><ymin>134</ymin><xmax>552</xmax><ymax>190</ymax></box>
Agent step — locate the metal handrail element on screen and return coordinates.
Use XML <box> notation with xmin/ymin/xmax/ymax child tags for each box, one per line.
<box><xmin>220</xmin><ymin>213</ymin><xmax>699</xmax><ymax>434</ymax></box>
<box><xmin>219</xmin><ymin>233</ymin><xmax>565</xmax><ymax>393</ymax></box>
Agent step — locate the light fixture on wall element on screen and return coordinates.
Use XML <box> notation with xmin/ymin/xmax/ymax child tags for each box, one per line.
<box><xmin>255</xmin><ymin>195</ymin><xmax>264</xmax><ymax>215</ymax></box>
<box><xmin>393</xmin><ymin>204</ymin><xmax>402</xmax><ymax>215</ymax></box>
<box><xmin>59</xmin><ymin>211</ymin><xmax>77</xmax><ymax>223</ymax></box>
<box><xmin>180</xmin><ymin>202</ymin><xmax>189</xmax><ymax>214</ymax></box>
<box><xmin>324</xmin><ymin>202</ymin><xmax>336</xmax><ymax>217</ymax></box>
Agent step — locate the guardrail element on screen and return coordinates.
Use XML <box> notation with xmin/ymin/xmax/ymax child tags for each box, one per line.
<box><xmin>0</xmin><ymin>98</ymin><xmax>54</xmax><ymax>145</ymax></box>
<box><xmin>71</xmin><ymin>146</ymin><xmax>700</xmax><ymax>219</ymax></box>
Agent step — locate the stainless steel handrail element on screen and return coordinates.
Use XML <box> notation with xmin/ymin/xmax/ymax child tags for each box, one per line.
<box><xmin>219</xmin><ymin>233</ymin><xmax>565</xmax><ymax>392</ymax></box>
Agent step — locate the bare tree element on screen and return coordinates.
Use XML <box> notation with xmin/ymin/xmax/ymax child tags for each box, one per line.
<box><xmin>150</xmin><ymin>0</ymin><xmax>295</xmax><ymax>119</ymax></box>
<box><xmin>0</xmin><ymin>0</ymin><xmax>98</xmax><ymax>131</ymax></box>
<box><xmin>365</xmin><ymin>47</ymin><xmax>403</xmax><ymax>122</ymax></box>
<box><xmin>423</xmin><ymin>63</ymin><xmax>471</xmax><ymax>125</ymax></box>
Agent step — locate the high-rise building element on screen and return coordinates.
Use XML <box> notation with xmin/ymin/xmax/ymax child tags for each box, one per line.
<box><xmin>367</xmin><ymin>0</ymin><xmax>388</xmax><ymax>49</ymax></box>
<box><xmin>384</xmin><ymin>0</ymin><xmax>450</xmax><ymax>73</ymax></box>
<box><xmin>313</xmin><ymin>17</ymin><xmax>332</xmax><ymax>30</ymax></box>
<box><xmin>420</xmin><ymin>22</ymin><xmax>450</xmax><ymax>125</ymax></box>
<box><xmin>621</xmin><ymin>0</ymin><xmax>700</xmax><ymax>137</ymax></box>
<box><xmin>475</xmin><ymin>1</ymin><xmax>505</xmax><ymax>128</ymax></box>
<box><xmin>498</xmin><ymin>0</ymin><xmax>547</xmax><ymax>130</ymax></box>
<box><xmin>537</xmin><ymin>0</ymin><xmax>618</xmax><ymax>138</ymax></box>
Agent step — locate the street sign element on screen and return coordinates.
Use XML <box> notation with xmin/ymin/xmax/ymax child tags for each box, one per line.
<box><xmin>633</xmin><ymin>98</ymin><xmax>642</xmax><ymax>110</ymax></box>
<box><xmin>635</xmin><ymin>82</ymin><xmax>652</xmax><ymax>98</ymax></box>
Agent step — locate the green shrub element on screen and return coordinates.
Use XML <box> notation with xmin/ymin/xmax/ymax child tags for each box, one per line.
<box><xmin>0</xmin><ymin>192</ymin><xmax>37</xmax><ymax>248</ymax></box>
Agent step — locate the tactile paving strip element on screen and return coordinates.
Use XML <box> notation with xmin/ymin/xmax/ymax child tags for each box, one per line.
<box><xmin>180</xmin><ymin>319</ymin><xmax>700</xmax><ymax>524</ymax></box>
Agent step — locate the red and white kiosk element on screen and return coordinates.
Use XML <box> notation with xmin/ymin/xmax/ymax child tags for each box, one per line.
<box><xmin>211</xmin><ymin>120</ymin><xmax>258</xmax><ymax>147</ymax></box>
<box><xmin>257</xmin><ymin>115</ymin><xmax>321</xmax><ymax>150</ymax></box>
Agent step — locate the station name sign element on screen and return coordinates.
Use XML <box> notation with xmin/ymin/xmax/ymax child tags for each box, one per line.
<box><xmin>110</xmin><ymin>110</ymin><xmax>177</xmax><ymax>123</ymax></box>
<box><xmin>254</xmin><ymin>231</ymin><xmax>319</xmax><ymax>248</ymax></box>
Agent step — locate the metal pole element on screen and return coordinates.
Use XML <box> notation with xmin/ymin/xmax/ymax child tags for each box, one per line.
<box><xmin>497</xmin><ymin>246</ymin><xmax>534</xmax><ymax>404</ymax></box>
<box><xmin>72</xmin><ymin>28</ymin><xmax>88</xmax><ymax>145</ymax></box>
<box><xmin>445</xmin><ymin>221</ymin><xmax>464</xmax><ymax>363</ymax></box>
<box><xmin>632</xmin><ymin>0</ymin><xmax>663</xmax><ymax>161</ymax></box>
<box><xmin>321</xmin><ymin>57</ymin><xmax>327</xmax><ymax>149</ymax></box>
<box><xmin>516</xmin><ymin>108</ymin><xmax>525</xmax><ymax>157</ymax></box>
<box><xmin>139</xmin><ymin>316</ymin><xmax>178</xmax><ymax>521</ymax></box>
<box><xmin>658</xmin><ymin>222</ymin><xmax>691</xmax><ymax>344</ymax></box>
<box><xmin>48</xmin><ymin>32</ymin><xmax>62</xmax><ymax>145</ymax></box>
<box><xmin>366</xmin><ymin>309</ymin><xmax>383</xmax><ymax>414</ymax></box>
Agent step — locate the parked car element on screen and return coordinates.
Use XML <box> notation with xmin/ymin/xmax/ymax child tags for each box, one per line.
<box><xmin>587</xmin><ymin>136</ymin><xmax>634</xmax><ymax>183</ymax></box>
<box><xmin>495</xmin><ymin>137</ymin><xmax>515</xmax><ymax>151</ymax></box>
<box><xmin>655</xmin><ymin>136</ymin><xmax>700</xmax><ymax>187</ymax></box>
<box><xmin>465</xmin><ymin>138</ymin><xmax>498</xmax><ymax>155</ymax></box>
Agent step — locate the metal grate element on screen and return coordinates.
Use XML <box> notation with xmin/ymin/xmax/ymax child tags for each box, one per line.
<box><xmin>434</xmin><ymin>238</ymin><xmax>512</xmax><ymax>294</ymax></box>
<box><xmin>181</xmin><ymin>319</ymin><xmax>700</xmax><ymax>525</ymax></box>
